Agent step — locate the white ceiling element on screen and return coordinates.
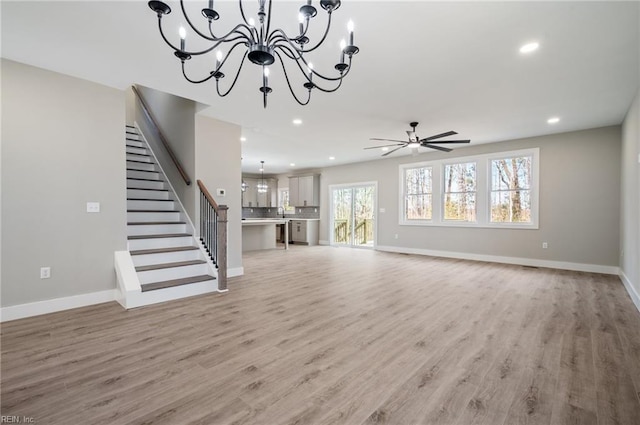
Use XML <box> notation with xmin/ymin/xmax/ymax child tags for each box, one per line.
<box><xmin>2</xmin><ymin>1</ymin><xmax>639</xmax><ymax>174</ymax></box>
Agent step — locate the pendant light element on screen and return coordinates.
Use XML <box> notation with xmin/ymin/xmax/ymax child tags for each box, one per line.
<box><xmin>257</xmin><ymin>160</ymin><xmax>268</xmax><ymax>193</ymax></box>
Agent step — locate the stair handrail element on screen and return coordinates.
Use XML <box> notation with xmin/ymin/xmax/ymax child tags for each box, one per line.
<box><xmin>131</xmin><ymin>86</ymin><xmax>192</xmax><ymax>186</ymax></box>
<box><xmin>197</xmin><ymin>179</ymin><xmax>228</xmax><ymax>290</ymax></box>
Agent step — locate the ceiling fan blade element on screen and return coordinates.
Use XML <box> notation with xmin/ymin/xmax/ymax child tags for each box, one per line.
<box><xmin>370</xmin><ymin>138</ymin><xmax>409</xmax><ymax>143</ymax></box>
<box><xmin>421</xmin><ymin>143</ymin><xmax>453</xmax><ymax>153</ymax></box>
<box><xmin>421</xmin><ymin>131</ymin><xmax>458</xmax><ymax>141</ymax></box>
<box><xmin>382</xmin><ymin>145</ymin><xmax>405</xmax><ymax>157</ymax></box>
<box><xmin>364</xmin><ymin>143</ymin><xmax>405</xmax><ymax>150</ymax></box>
<box><xmin>422</xmin><ymin>139</ymin><xmax>470</xmax><ymax>144</ymax></box>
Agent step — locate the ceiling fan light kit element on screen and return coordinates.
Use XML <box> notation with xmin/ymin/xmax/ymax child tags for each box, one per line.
<box><xmin>366</xmin><ymin>122</ymin><xmax>471</xmax><ymax>156</ymax></box>
<box><xmin>148</xmin><ymin>0</ymin><xmax>359</xmax><ymax>108</ymax></box>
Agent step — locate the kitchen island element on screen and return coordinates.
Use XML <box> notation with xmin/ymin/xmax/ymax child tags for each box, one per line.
<box><xmin>241</xmin><ymin>219</ymin><xmax>289</xmax><ymax>252</ymax></box>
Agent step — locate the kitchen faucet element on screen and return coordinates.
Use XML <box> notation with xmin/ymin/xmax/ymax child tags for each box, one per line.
<box><xmin>277</xmin><ymin>207</ymin><xmax>285</xmax><ymax>218</ymax></box>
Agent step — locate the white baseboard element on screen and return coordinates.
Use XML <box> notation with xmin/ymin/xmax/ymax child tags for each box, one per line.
<box><xmin>228</xmin><ymin>267</ymin><xmax>244</xmax><ymax>278</ymax></box>
<box><xmin>1</xmin><ymin>289</ymin><xmax>117</xmax><ymax>322</ymax></box>
<box><xmin>376</xmin><ymin>245</ymin><xmax>620</xmax><ymax>275</ymax></box>
<box><xmin>619</xmin><ymin>269</ymin><xmax>640</xmax><ymax>313</ymax></box>
<box><xmin>319</xmin><ymin>240</ymin><xmax>330</xmax><ymax>246</ymax></box>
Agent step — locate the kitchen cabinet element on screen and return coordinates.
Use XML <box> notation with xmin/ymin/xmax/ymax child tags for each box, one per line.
<box><xmin>291</xmin><ymin>220</ymin><xmax>319</xmax><ymax>245</ymax></box>
<box><xmin>289</xmin><ymin>175</ymin><xmax>320</xmax><ymax>207</ymax></box>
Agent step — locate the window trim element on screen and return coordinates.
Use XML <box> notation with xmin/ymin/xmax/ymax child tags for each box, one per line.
<box><xmin>399</xmin><ymin>148</ymin><xmax>539</xmax><ymax>229</ymax></box>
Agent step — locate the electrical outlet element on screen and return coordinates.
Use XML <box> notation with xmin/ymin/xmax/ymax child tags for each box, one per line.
<box><xmin>542</xmin><ymin>242</ymin><xmax>548</xmax><ymax>249</ymax></box>
<box><xmin>86</xmin><ymin>202</ymin><xmax>100</xmax><ymax>213</ymax></box>
<box><xmin>314</xmin><ymin>208</ymin><xmax>317</xmax><ymax>213</ymax></box>
<box><xmin>40</xmin><ymin>267</ymin><xmax>51</xmax><ymax>279</ymax></box>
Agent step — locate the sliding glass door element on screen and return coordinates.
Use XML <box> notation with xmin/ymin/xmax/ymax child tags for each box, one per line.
<box><xmin>331</xmin><ymin>183</ymin><xmax>376</xmax><ymax>247</ymax></box>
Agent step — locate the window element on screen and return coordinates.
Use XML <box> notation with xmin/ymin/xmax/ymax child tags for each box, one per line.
<box><xmin>443</xmin><ymin>162</ymin><xmax>476</xmax><ymax>222</ymax></box>
<box><xmin>404</xmin><ymin>166</ymin><xmax>433</xmax><ymax>221</ymax></box>
<box><xmin>278</xmin><ymin>188</ymin><xmax>295</xmax><ymax>214</ymax></box>
<box><xmin>400</xmin><ymin>148</ymin><xmax>539</xmax><ymax>228</ymax></box>
<box><xmin>490</xmin><ymin>155</ymin><xmax>532</xmax><ymax>223</ymax></box>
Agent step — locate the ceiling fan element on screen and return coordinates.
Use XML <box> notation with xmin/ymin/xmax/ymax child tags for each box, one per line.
<box><xmin>366</xmin><ymin>122</ymin><xmax>471</xmax><ymax>156</ymax></box>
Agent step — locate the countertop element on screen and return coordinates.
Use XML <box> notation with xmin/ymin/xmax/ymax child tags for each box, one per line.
<box><xmin>241</xmin><ymin>218</ymin><xmax>288</xmax><ymax>225</ymax></box>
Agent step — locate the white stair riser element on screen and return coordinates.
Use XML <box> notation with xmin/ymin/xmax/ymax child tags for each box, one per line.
<box><xmin>127</xmin><ymin>170</ymin><xmax>160</xmax><ymax>180</ymax></box>
<box><xmin>126</xmin><ymin>146</ymin><xmax>148</xmax><ymax>155</ymax></box>
<box><xmin>126</xmin><ymin>153</ymin><xmax>153</xmax><ymax>163</ymax></box>
<box><xmin>127</xmin><ymin>179</ymin><xmax>166</xmax><ymax>190</ymax></box>
<box><xmin>127</xmin><ymin>200</ymin><xmax>175</xmax><ymax>210</ymax></box>
<box><xmin>126</xmin><ymin>140</ymin><xmax>145</xmax><ymax>148</ymax></box>
<box><xmin>138</xmin><ymin>263</ymin><xmax>210</xmax><ymax>284</ymax></box>
<box><xmin>126</xmin><ymin>132</ymin><xmax>141</xmax><ymax>139</ymax></box>
<box><xmin>127</xmin><ymin>161</ymin><xmax>157</xmax><ymax>172</ymax></box>
<box><xmin>131</xmin><ymin>249</ymin><xmax>204</xmax><ymax>267</ymax></box>
<box><xmin>127</xmin><ymin>189</ymin><xmax>170</xmax><ymax>200</ymax></box>
<box><xmin>127</xmin><ymin>211</ymin><xmax>181</xmax><ymax>222</ymax></box>
<box><xmin>128</xmin><ymin>236</ymin><xmax>194</xmax><ymax>251</ymax></box>
<box><xmin>127</xmin><ymin>223</ymin><xmax>187</xmax><ymax>236</ymax></box>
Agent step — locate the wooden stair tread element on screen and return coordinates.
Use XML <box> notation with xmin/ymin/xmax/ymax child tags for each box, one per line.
<box><xmin>126</xmin><ymin>144</ymin><xmax>145</xmax><ymax>149</ymax></box>
<box><xmin>127</xmin><ymin>177</ymin><xmax>164</xmax><ymax>183</ymax></box>
<box><xmin>128</xmin><ymin>233</ymin><xmax>192</xmax><ymax>240</ymax></box>
<box><xmin>126</xmin><ymin>168</ymin><xmax>159</xmax><ymax>173</ymax></box>
<box><xmin>130</xmin><ymin>246</ymin><xmax>199</xmax><ymax>255</ymax></box>
<box><xmin>136</xmin><ymin>260</ymin><xmax>206</xmax><ymax>272</ymax></box>
<box><xmin>127</xmin><ymin>188</ymin><xmax>168</xmax><ymax>192</ymax></box>
<box><xmin>127</xmin><ymin>221</ymin><xmax>186</xmax><ymax>225</ymax></box>
<box><xmin>141</xmin><ymin>275</ymin><xmax>215</xmax><ymax>292</ymax></box>
<box><xmin>126</xmin><ymin>152</ymin><xmax>151</xmax><ymax>157</ymax></box>
<box><xmin>126</xmin><ymin>159</ymin><xmax>155</xmax><ymax>165</ymax></box>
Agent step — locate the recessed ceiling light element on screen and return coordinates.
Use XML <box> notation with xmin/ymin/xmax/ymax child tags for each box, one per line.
<box><xmin>381</xmin><ymin>147</ymin><xmax>389</xmax><ymax>152</ymax></box>
<box><xmin>547</xmin><ymin>117</ymin><xmax>560</xmax><ymax>124</ymax></box>
<box><xmin>292</xmin><ymin>119</ymin><xmax>303</xmax><ymax>125</ymax></box>
<box><xmin>329</xmin><ymin>156</ymin><xmax>335</xmax><ymax>160</ymax></box>
<box><xmin>240</xmin><ymin>137</ymin><xmax>247</xmax><ymax>142</ymax></box>
<box><xmin>290</xmin><ymin>163</ymin><xmax>296</xmax><ymax>167</ymax></box>
<box><xmin>519</xmin><ymin>42</ymin><xmax>539</xmax><ymax>54</ymax></box>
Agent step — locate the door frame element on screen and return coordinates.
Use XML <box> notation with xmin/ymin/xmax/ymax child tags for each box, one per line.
<box><xmin>328</xmin><ymin>181</ymin><xmax>378</xmax><ymax>249</ymax></box>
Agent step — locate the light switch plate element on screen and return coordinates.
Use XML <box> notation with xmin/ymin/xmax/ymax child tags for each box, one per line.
<box><xmin>216</xmin><ymin>188</ymin><xmax>226</xmax><ymax>196</ymax></box>
<box><xmin>40</xmin><ymin>267</ymin><xmax>51</xmax><ymax>279</ymax></box>
<box><xmin>379</xmin><ymin>208</ymin><xmax>386</xmax><ymax>213</ymax></box>
<box><xmin>86</xmin><ymin>202</ymin><xmax>100</xmax><ymax>213</ymax></box>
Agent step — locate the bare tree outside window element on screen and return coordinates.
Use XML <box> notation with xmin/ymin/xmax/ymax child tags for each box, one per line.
<box><xmin>404</xmin><ymin>167</ymin><xmax>432</xmax><ymax>220</ymax></box>
<box><xmin>444</xmin><ymin>162</ymin><xmax>476</xmax><ymax>221</ymax></box>
<box><xmin>491</xmin><ymin>156</ymin><xmax>532</xmax><ymax>223</ymax></box>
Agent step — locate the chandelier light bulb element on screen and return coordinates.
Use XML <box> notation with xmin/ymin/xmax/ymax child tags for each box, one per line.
<box><xmin>347</xmin><ymin>20</ymin><xmax>354</xmax><ymax>45</ymax></box>
<box><xmin>179</xmin><ymin>26</ymin><xmax>186</xmax><ymax>50</ymax></box>
<box><xmin>248</xmin><ymin>17</ymin><xmax>255</xmax><ymax>27</ymax></box>
<box><xmin>340</xmin><ymin>39</ymin><xmax>346</xmax><ymax>50</ymax></box>
<box><xmin>216</xmin><ymin>49</ymin><xmax>223</xmax><ymax>68</ymax></box>
<box><xmin>264</xmin><ymin>67</ymin><xmax>270</xmax><ymax>77</ymax></box>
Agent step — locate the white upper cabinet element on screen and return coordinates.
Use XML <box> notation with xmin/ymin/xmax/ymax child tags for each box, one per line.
<box><xmin>289</xmin><ymin>175</ymin><xmax>320</xmax><ymax>207</ymax></box>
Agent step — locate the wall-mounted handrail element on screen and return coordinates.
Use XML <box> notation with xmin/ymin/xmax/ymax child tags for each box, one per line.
<box><xmin>131</xmin><ymin>86</ymin><xmax>192</xmax><ymax>186</ymax></box>
<box><xmin>198</xmin><ymin>179</ymin><xmax>228</xmax><ymax>290</ymax></box>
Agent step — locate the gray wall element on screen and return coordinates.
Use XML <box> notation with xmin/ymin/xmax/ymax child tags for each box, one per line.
<box><xmin>320</xmin><ymin>126</ymin><xmax>621</xmax><ymax>267</ymax></box>
<box><xmin>132</xmin><ymin>86</ymin><xmax>197</xmax><ymax>222</ymax></box>
<box><xmin>1</xmin><ymin>59</ymin><xmax>127</xmax><ymax>307</ymax></box>
<box><xmin>195</xmin><ymin>115</ymin><xmax>243</xmax><ymax>272</ymax></box>
<box><xmin>621</xmin><ymin>90</ymin><xmax>639</xmax><ymax>294</ymax></box>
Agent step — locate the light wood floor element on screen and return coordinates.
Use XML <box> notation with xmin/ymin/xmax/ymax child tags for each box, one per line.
<box><xmin>2</xmin><ymin>246</ymin><xmax>640</xmax><ymax>425</ymax></box>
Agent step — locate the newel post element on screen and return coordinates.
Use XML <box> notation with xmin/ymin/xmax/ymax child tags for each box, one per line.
<box><xmin>216</xmin><ymin>205</ymin><xmax>229</xmax><ymax>291</ymax></box>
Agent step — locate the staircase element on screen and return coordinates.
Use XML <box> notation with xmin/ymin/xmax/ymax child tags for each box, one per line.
<box><xmin>119</xmin><ymin>124</ymin><xmax>217</xmax><ymax>304</ymax></box>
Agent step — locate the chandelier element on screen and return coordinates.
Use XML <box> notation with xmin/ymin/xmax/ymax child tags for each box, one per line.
<box><xmin>257</xmin><ymin>161</ymin><xmax>268</xmax><ymax>193</ymax></box>
<box><xmin>147</xmin><ymin>0</ymin><xmax>359</xmax><ymax>108</ymax></box>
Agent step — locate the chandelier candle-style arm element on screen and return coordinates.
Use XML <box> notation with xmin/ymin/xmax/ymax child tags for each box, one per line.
<box><xmin>147</xmin><ymin>0</ymin><xmax>359</xmax><ymax>108</ymax></box>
